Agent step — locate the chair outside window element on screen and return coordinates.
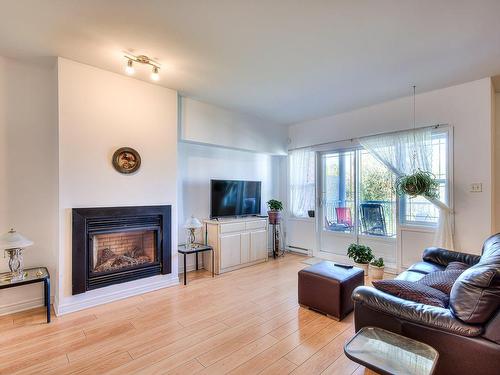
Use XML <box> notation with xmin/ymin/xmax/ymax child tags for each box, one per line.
<box><xmin>335</xmin><ymin>207</ymin><xmax>353</xmax><ymax>228</ymax></box>
<box><xmin>360</xmin><ymin>203</ymin><xmax>387</xmax><ymax>236</ymax></box>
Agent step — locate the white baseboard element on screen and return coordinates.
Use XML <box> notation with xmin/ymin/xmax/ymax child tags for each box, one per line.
<box><xmin>54</xmin><ymin>274</ymin><xmax>179</xmax><ymax>316</ymax></box>
<box><xmin>0</xmin><ymin>296</ymin><xmax>55</xmax><ymax>317</ymax></box>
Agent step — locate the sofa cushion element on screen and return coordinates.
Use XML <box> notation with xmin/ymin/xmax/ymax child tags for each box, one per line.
<box><xmin>419</xmin><ymin>262</ymin><xmax>470</xmax><ymax>295</ymax></box>
<box><xmin>445</xmin><ymin>261</ymin><xmax>471</xmax><ymax>272</ymax></box>
<box><xmin>372</xmin><ymin>279</ymin><xmax>449</xmax><ymax>308</ymax></box>
<box><xmin>396</xmin><ymin>270</ymin><xmax>426</xmax><ymax>282</ymax></box>
<box><xmin>407</xmin><ymin>261</ymin><xmax>446</xmax><ymax>274</ymax></box>
<box><xmin>450</xmin><ymin>264</ymin><xmax>500</xmax><ymax>324</ymax></box>
<box><xmin>448</xmin><ymin>234</ymin><xmax>500</xmax><ymax>324</ymax></box>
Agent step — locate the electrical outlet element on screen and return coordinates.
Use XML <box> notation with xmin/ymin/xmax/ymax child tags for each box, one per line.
<box><xmin>470</xmin><ymin>183</ymin><xmax>482</xmax><ymax>193</ymax></box>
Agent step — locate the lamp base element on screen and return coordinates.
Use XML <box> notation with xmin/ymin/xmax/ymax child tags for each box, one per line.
<box><xmin>5</xmin><ymin>248</ymin><xmax>25</xmax><ymax>281</ymax></box>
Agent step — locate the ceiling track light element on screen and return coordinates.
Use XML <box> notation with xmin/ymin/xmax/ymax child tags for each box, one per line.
<box><xmin>123</xmin><ymin>53</ymin><xmax>161</xmax><ymax>81</ymax></box>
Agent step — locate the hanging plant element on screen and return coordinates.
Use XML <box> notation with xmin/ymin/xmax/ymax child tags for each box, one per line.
<box><xmin>395</xmin><ymin>169</ymin><xmax>439</xmax><ymax>199</ymax></box>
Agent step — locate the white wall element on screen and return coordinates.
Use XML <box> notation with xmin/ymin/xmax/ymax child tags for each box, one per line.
<box><xmin>178</xmin><ymin>142</ymin><xmax>284</xmax><ymax>270</ymax></box>
<box><xmin>0</xmin><ymin>57</ymin><xmax>58</xmax><ymax>315</ymax></box>
<box><xmin>56</xmin><ymin>58</ymin><xmax>178</xmax><ymax>314</ymax></box>
<box><xmin>179</xmin><ymin>97</ymin><xmax>288</xmax><ymax>155</ymax></box>
<box><xmin>495</xmin><ymin>93</ymin><xmax>500</xmax><ymax>233</ymax></box>
<box><xmin>289</xmin><ymin>78</ymin><xmax>495</xmax><ymax>255</ymax></box>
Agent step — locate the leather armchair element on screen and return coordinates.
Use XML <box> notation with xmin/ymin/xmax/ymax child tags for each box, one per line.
<box><xmin>353</xmin><ymin>234</ymin><xmax>500</xmax><ymax>375</ymax></box>
<box><xmin>352</xmin><ymin>286</ymin><xmax>482</xmax><ymax>336</ymax></box>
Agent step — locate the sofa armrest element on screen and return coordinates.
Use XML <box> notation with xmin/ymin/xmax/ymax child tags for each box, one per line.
<box><xmin>422</xmin><ymin>247</ymin><xmax>481</xmax><ymax>267</ymax></box>
<box><xmin>352</xmin><ymin>286</ymin><xmax>482</xmax><ymax>337</ymax></box>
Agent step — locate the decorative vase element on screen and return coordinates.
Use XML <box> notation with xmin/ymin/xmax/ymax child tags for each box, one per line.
<box><xmin>354</xmin><ymin>262</ymin><xmax>369</xmax><ymax>276</ymax></box>
<box><xmin>369</xmin><ymin>264</ymin><xmax>385</xmax><ymax>279</ymax></box>
<box><xmin>268</xmin><ymin>210</ymin><xmax>281</xmax><ymax>224</ymax></box>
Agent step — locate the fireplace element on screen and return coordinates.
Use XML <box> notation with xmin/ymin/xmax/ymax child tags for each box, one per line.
<box><xmin>72</xmin><ymin>206</ymin><xmax>171</xmax><ymax>295</ymax></box>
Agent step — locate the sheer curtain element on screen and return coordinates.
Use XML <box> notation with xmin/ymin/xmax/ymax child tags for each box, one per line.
<box><xmin>289</xmin><ymin>149</ymin><xmax>315</xmax><ymax>218</ymax></box>
<box><xmin>359</xmin><ymin>127</ymin><xmax>454</xmax><ymax>249</ymax></box>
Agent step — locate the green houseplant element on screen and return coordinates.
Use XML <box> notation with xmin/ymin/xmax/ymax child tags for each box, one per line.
<box><xmin>347</xmin><ymin>243</ymin><xmax>374</xmax><ymax>274</ymax></box>
<box><xmin>395</xmin><ymin>169</ymin><xmax>439</xmax><ymax>199</ymax></box>
<box><xmin>267</xmin><ymin>199</ymin><xmax>283</xmax><ymax>224</ymax></box>
<box><xmin>369</xmin><ymin>257</ymin><xmax>385</xmax><ymax>279</ymax></box>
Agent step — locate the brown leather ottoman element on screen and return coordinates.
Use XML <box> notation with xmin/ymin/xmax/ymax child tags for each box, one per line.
<box><xmin>298</xmin><ymin>261</ymin><xmax>364</xmax><ymax>320</ymax></box>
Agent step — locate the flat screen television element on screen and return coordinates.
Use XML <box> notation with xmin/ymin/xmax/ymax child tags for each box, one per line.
<box><xmin>210</xmin><ymin>179</ymin><xmax>262</xmax><ymax>218</ymax></box>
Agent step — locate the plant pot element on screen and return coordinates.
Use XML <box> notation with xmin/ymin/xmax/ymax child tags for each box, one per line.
<box><xmin>354</xmin><ymin>262</ymin><xmax>369</xmax><ymax>276</ymax></box>
<box><xmin>268</xmin><ymin>210</ymin><xmax>281</xmax><ymax>224</ymax></box>
<box><xmin>369</xmin><ymin>264</ymin><xmax>385</xmax><ymax>279</ymax></box>
<box><xmin>307</xmin><ymin>210</ymin><xmax>315</xmax><ymax>218</ymax></box>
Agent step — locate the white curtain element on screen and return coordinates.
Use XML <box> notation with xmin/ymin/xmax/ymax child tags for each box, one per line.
<box><xmin>289</xmin><ymin>149</ymin><xmax>315</xmax><ymax>218</ymax></box>
<box><xmin>359</xmin><ymin>128</ymin><xmax>454</xmax><ymax>249</ymax></box>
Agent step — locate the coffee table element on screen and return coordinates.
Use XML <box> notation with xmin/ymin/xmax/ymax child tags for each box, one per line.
<box><xmin>344</xmin><ymin>327</ymin><xmax>438</xmax><ymax>375</ymax></box>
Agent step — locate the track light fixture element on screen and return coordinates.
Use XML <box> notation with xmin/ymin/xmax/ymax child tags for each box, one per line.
<box><xmin>151</xmin><ymin>66</ymin><xmax>160</xmax><ymax>81</ymax></box>
<box><xmin>124</xmin><ymin>53</ymin><xmax>161</xmax><ymax>81</ymax></box>
<box><xmin>125</xmin><ymin>59</ymin><xmax>135</xmax><ymax>75</ymax></box>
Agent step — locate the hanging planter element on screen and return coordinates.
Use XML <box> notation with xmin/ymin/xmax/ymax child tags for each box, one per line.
<box><xmin>395</xmin><ymin>169</ymin><xmax>439</xmax><ymax>199</ymax></box>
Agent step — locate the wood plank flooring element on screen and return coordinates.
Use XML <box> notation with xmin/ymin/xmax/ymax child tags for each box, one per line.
<box><xmin>0</xmin><ymin>254</ymin><xmax>372</xmax><ymax>375</ymax></box>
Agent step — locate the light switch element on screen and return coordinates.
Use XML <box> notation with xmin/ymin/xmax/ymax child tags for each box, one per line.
<box><xmin>470</xmin><ymin>183</ymin><xmax>482</xmax><ymax>193</ymax></box>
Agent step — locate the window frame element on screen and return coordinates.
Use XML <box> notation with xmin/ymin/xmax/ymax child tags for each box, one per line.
<box><xmin>399</xmin><ymin>126</ymin><xmax>453</xmax><ymax>228</ymax></box>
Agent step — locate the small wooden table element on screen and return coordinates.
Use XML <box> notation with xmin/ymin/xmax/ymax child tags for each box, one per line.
<box><xmin>178</xmin><ymin>244</ymin><xmax>214</xmax><ymax>285</ymax></box>
<box><xmin>0</xmin><ymin>267</ymin><xmax>51</xmax><ymax>323</ymax></box>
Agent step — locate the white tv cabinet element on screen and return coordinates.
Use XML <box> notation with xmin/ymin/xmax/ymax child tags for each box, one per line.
<box><xmin>203</xmin><ymin>217</ymin><xmax>268</xmax><ymax>274</ymax></box>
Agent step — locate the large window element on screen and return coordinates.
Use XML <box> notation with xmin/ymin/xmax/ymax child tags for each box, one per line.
<box><xmin>289</xmin><ymin>149</ymin><xmax>315</xmax><ymax>218</ymax></box>
<box><xmin>321</xmin><ymin>149</ymin><xmax>396</xmax><ymax>239</ymax></box>
<box><xmin>323</xmin><ymin>151</ymin><xmax>355</xmax><ymax>233</ymax></box>
<box><xmin>289</xmin><ymin>128</ymin><xmax>451</xmax><ymax>228</ymax></box>
<box><xmin>359</xmin><ymin>149</ymin><xmax>397</xmax><ymax>237</ymax></box>
<box><xmin>401</xmin><ymin>130</ymin><xmax>449</xmax><ymax>225</ymax></box>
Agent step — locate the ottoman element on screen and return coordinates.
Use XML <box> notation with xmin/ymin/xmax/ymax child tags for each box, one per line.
<box><xmin>298</xmin><ymin>261</ymin><xmax>364</xmax><ymax>320</ymax></box>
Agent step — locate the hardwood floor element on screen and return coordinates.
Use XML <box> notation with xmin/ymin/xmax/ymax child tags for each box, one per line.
<box><xmin>0</xmin><ymin>254</ymin><xmax>371</xmax><ymax>375</ymax></box>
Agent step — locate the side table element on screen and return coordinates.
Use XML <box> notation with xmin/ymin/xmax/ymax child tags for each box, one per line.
<box><xmin>178</xmin><ymin>244</ymin><xmax>214</xmax><ymax>285</ymax></box>
<box><xmin>0</xmin><ymin>267</ymin><xmax>51</xmax><ymax>323</ymax></box>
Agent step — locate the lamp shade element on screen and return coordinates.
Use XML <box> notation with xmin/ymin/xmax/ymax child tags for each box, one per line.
<box><xmin>184</xmin><ymin>216</ymin><xmax>202</xmax><ymax>229</ymax></box>
<box><xmin>0</xmin><ymin>228</ymin><xmax>34</xmax><ymax>250</ymax></box>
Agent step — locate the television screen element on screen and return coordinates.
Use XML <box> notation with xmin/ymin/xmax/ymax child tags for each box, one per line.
<box><xmin>211</xmin><ymin>180</ymin><xmax>262</xmax><ymax>218</ymax></box>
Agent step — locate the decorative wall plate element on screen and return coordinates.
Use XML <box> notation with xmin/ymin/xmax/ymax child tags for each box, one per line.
<box><xmin>112</xmin><ymin>147</ymin><xmax>141</xmax><ymax>174</ymax></box>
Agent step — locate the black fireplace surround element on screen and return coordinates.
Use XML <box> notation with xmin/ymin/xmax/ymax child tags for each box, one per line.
<box><xmin>72</xmin><ymin>205</ymin><xmax>171</xmax><ymax>295</ymax></box>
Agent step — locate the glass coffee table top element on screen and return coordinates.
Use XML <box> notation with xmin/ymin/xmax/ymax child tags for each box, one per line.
<box><xmin>0</xmin><ymin>267</ymin><xmax>49</xmax><ymax>287</ymax></box>
<box><xmin>344</xmin><ymin>327</ymin><xmax>439</xmax><ymax>375</ymax></box>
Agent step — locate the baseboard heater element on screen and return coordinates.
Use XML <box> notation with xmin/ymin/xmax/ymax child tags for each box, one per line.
<box><xmin>286</xmin><ymin>245</ymin><xmax>310</xmax><ymax>255</ymax></box>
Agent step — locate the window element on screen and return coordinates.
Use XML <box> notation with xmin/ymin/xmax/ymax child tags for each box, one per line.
<box><xmin>289</xmin><ymin>149</ymin><xmax>315</xmax><ymax>217</ymax></box>
<box><xmin>322</xmin><ymin>150</ymin><xmax>355</xmax><ymax>233</ymax></box>
<box><xmin>321</xmin><ymin>148</ymin><xmax>397</xmax><ymax>238</ymax></box>
<box><xmin>402</xmin><ymin>130</ymin><xmax>450</xmax><ymax>225</ymax></box>
<box><xmin>358</xmin><ymin>149</ymin><xmax>397</xmax><ymax>237</ymax></box>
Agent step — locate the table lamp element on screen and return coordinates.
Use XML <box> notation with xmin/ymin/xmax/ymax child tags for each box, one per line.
<box><xmin>184</xmin><ymin>216</ymin><xmax>202</xmax><ymax>249</ymax></box>
<box><xmin>0</xmin><ymin>228</ymin><xmax>33</xmax><ymax>281</ymax></box>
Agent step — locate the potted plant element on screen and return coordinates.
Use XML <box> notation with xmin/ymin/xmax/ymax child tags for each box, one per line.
<box><xmin>369</xmin><ymin>257</ymin><xmax>385</xmax><ymax>279</ymax></box>
<box><xmin>347</xmin><ymin>243</ymin><xmax>374</xmax><ymax>274</ymax></box>
<box><xmin>267</xmin><ymin>199</ymin><xmax>283</xmax><ymax>224</ymax></box>
<box><xmin>395</xmin><ymin>169</ymin><xmax>439</xmax><ymax>199</ymax></box>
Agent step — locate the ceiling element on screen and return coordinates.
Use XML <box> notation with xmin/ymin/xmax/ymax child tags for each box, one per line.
<box><xmin>1</xmin><ymin>0</ymin><xmax>500</xmax><ymax>125</ymax></box>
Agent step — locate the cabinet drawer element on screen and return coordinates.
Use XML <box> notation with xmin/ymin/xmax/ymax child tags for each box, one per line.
<box><xmin>220</xmin><ymin>222</ymin><xmax>246</xmax><ymax>234</ymax></box>
<box><xmin>245</xmin><ymin>220</ymin><xmax>267</xmax><ymax>231</ymax></box>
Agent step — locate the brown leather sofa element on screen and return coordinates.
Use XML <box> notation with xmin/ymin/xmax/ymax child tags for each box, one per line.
<box><xmin>353</xmin><ymin>233</ymin><xmax>500</xmax><ymax>375</ymax></box>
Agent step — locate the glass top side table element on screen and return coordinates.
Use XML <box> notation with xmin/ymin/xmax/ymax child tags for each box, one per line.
<box><xmin>0</xmin><ymin>267</ymin><xmax>51</xmax><ymax>323</ymax></box>
<box><xmin>178</xmin><ymin>244</ymin><xmax>214</xmax><ymax>285</ymax></box>
<box><xmin>344</xmin><ymin>327</ymin><xmax>438</xmax><ymax>375</ymax></box>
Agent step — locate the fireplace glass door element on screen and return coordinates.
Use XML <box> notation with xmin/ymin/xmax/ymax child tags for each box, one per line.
<box><xmin>91</xmin><ymin>229</ymin><xmax>158</xmax><ymax>275</ymax></box>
